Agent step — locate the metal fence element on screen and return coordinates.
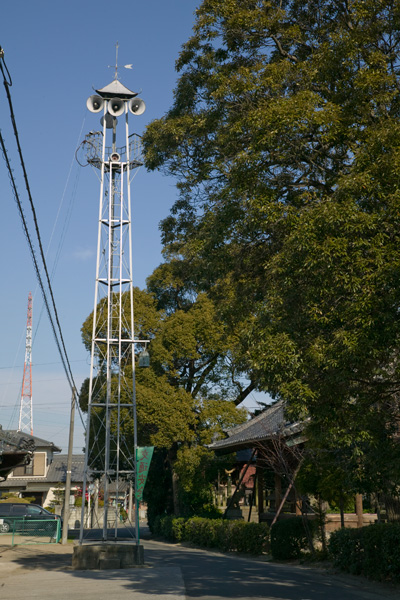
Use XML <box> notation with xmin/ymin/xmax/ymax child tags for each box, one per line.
<box><xmin>0</xmin><ymin>518</ymin><xmax>61</xmax><ymax>546</ymax></box>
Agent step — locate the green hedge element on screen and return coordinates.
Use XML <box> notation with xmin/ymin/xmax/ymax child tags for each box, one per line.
<box><xmin>328</xmin><ymin>522</ymin><xmax>400</xmax><ymax>582</ymax></box>
<box><xmin>270</xmin><ymin>517</ymin><xmax>317</xmax><ymax>560</ymax></box>
<box><xmin>152</xmin><ymin>515</ymin><xmax>269</xmax><ymax>555</ymax></box>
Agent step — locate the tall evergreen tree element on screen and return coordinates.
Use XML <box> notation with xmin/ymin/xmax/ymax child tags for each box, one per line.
<box><xmin>79</xmin><ymin>287</ymin><xmax>247</xmax><ymax>515</ymax></box>
<box><xmin>143</xmin><ymin>1</ymin><xmax>400</xmax><ymax>496</ymax></box>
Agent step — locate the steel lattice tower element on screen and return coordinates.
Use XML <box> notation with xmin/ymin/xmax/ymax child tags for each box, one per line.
<box><xmin>79</xmin><ymin>72</ymin><xmax>146</xmax><ymax>544</ymax></box>
<box><xmin>18</xmin><ymin>292</ymin><xmax>33</xmax><ymax>435</ymax></box>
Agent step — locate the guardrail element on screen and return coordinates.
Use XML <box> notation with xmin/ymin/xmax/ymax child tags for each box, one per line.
<box><xmin>0</xmin><ymin>518</ymin><xmax>61</xmax><ymax>545</ymax></box>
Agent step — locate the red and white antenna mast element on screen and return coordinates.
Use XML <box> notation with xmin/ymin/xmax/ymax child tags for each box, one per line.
<box><xmin>18</xmin><ymin>292</ymin><xmax>33</xmax><ymax>435</ymax></box>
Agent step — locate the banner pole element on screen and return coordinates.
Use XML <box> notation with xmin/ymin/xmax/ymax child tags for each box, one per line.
<box><xmin>136</xmin><ymin>497</ymin><xmax>140</xmax><ymax>545</ymax></box>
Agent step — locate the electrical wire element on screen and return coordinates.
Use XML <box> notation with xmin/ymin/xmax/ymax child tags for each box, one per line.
<box><xmin>0</xmin><ymin>130</ymin><xmax>81</xmax><ymax>409</ymax></box>
<box><xmin>33</xmin><ymin>120</ymin><xmax>85</xmax><ymax>345</ymax></box>
<box><xmin>0</xmin><ymin>50</ymin><xmax>85</xmax><ymax>429</ymax></box>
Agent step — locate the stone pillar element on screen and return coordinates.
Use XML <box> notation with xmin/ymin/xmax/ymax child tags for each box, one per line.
<box><xmin>355</xmin><ymin>494</ymin><xmax>364</xmax><ymax>528</ymax></box>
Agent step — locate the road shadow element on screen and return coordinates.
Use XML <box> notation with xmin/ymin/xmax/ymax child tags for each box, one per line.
<box><xmin>5</xmin><ymin>532</ymin><xmax>400</xmax><ymax>599</ymax></box>
<box><xmin>3</xmin><ymin>547</ymin><xmax>73</xmax><ymax>571</ymax></box>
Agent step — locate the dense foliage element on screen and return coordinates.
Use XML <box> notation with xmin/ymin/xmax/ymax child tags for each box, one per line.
<box><xmin>270</xmin><ymin>516</ymin><xmax>317</xmax><ymax>559</ymax></box>
<box><xmin>151</xmin><ymin>514</ymin><xmax>270</xmax><ymax>555</ymax></box>
<box><xmin>79</xmin><ymin>287</ymin><xmax>247</xmax><ymax>515</ymax></box>
<box><xmin>328</xmin><ymin>523</ymin><xmax>400</xmax><ymax>581</ymax></box>
<box><xmin>143</xmin><ymin>0</ymin><xmax>400</xmax><ymax>499</ymax></box>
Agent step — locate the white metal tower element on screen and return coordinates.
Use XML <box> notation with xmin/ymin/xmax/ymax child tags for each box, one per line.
<box><xmin>18</xmin><ymin>292</ymin><xmax>33</xmax><ymax>435</ymax></box>
<box><xmin>79</xmin><ymin>72</ymin><xmax>146</xmax><ymax>544</ymax></box>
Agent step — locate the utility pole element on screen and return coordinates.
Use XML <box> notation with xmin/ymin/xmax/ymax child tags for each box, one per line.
<box><xmin>62</xmin><ymin>387</ymin><xmax>76</xmax><ymax>544</ymax></box>
<box><xmin>18</xmin><ymin>292</ymin><xmax>33</xmax><ymax>435</ymax></box>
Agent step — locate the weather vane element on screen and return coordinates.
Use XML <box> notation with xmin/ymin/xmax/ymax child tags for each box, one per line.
<box><xmin>108</xmin><ymin>42</ymin><xmax>133</xmax><ymax>80</ymax></box>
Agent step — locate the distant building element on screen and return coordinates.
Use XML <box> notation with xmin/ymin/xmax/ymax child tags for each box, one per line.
<box><xmin>0</xmin><ymin>427</ymin><xmax>84</xmax><ymax>507</ymax></box>
<box><xmin>0</xmin><ymin>426</ymin><xmax>34</xmax><ymax>481</ymax></box>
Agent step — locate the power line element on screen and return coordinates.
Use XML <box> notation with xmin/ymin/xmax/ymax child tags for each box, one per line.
<box><xmin>0</xmin><ymin>49</ymin><xmax>85</xmax><ymax>430</ymax></box>
<box><xmin>0</xmin><ymin>377</ymin><xmax>84</xmax><ymax>387</ymax></box>
<box><xmin>0</xmin><ymin>359</ymin><xmax>88</xmax><ymax>370</ymax></box>
<box><xmin>33</xmin><ymin>116</ymin><xmax>85</xmax><ymax>344</ymax></box>
<box><xmin>0</xmin><ymin>130</ymin><xmax>78</xmax><ymax>397</ymax></box>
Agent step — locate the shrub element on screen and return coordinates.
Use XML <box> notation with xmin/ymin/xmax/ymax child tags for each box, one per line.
<box><xmin>183</xmin><ymin>517</ymin><xmax>216</xmax><ymax>547</ymax></box>
<box><xmin>328</xmin><ymin>527</ymin><xmax>362</xmax><ymax>575</ymax></box>
<box><xmin>74</xmin><ymin>496</ymin><xmax>88</xmax><ymax>507</ymax></box>
<box><xmin>231</xmin><ymin>521</ymin><xmax>270</xmax><ymax>554</ymax></box>
<box><xmin>195</xmin><ymin>504</ymin><xmax>223</xmax><ymax>520</ymax></box>
<box><xmin>270</xmin><ymin>517</ymin><xmax>316</xmax><ymax>560</ymax></box>
<box><xmin>151</xmin><ymin>514</ymin><xmax>162</xmax><ymax>535</ymax></box>
<box><xmin>159</xmin><ymin>515</ymin><xmax>176</xmax><ymax>541</ymax></box>
<box><xmin>182</xmin><ymin>517</ymin><xmax>269</xmax><ymax>553</ymax></box>
<box><xmin>328</xmin><ymin>522</ymin><xmax>400</xmax><ymax>582</ymax></box>
<box><xmin>214</xmin><ymin>520</ymin><xmax>234</xmax><ymax>552</ymax></box>
<box><xmin>151</xmin><ymin>514</ymin><xmax>269</xmax><ymax>555</ymax></box>
<box><xmin>150</xmin><ymin>514</ymin><xmax>184</xmax><ymax>541</ymax></box>
<box><xmin>171</xmin><ymin>517</ymin><xmax>186</xmax><ymax>542</ymax></box>
<box><xmin>0</xmin><ymin>494</ymin><xmax>36</xmax><ymax>503</ymax></box>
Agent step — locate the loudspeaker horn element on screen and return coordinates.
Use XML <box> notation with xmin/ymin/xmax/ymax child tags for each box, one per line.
<box><xmin>129</xmin><ymin>97</ymin><xmax>146</xmax><ymax>115</ymax></box>
<box><xmin>86</xmin><ymin>95</ymin><xmax>105</xmax><ymax>113</ymax></box>
<box><xmin>109</xmin><ymin>152</ymin><xmax>121</xmax><ymax>162</ymax></box>
<box><xmin>108</xmin><ymin>97</ymin><xmax>125</xmax><ymax>117</ymax></box>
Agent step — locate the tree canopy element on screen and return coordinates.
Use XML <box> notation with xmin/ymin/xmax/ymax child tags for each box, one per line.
<box><xmin>79</xmin><ymin>285</ymin><xmax>247</xmax><ymax>513</ymax></box>
<box><xmin>143</xmin><ymin>0</ymin><xmax>400</xmax><ymax>495</ymax></box>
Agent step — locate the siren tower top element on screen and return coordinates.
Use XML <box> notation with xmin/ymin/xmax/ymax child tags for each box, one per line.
<box><xmin>108</xmin><ymin>41</ymin><xmax>133</xmax><ymax>82</ymax></box>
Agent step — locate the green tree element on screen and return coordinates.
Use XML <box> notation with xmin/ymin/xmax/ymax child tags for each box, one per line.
<box><xmin>79</xmin><ymin>286</ymin><xmax>247</xmax><ymax>516</ymax></box>
<box><xmin>143</xmin><ymin>0</ymin><xmax>400</xmax><ymax>498</ymax></box>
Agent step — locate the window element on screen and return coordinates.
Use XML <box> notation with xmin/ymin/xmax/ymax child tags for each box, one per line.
<box><xmin>11</xmin><ymin>505</ymin><xmax>26</xmax><ymax>515</ymax></box>
<box><xmin>26</xmin><ymin>505</ymin><xmax>42</xmax><ymax>515</ymax></box>
<box><xmin>12</xmin><ymin>452</ymin><xmax>46</xmax><ymax>477</ymax></box>
<box><xmin>13</xmin><ymin>458</ymin><xmax>34</xmax><ymax>477</ymax></box>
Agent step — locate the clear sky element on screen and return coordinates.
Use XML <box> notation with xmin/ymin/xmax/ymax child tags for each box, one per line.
<box><xmin>0</xmin><ymin>1</ymin><xmax>203</xmax><ymax>453</ymax></box>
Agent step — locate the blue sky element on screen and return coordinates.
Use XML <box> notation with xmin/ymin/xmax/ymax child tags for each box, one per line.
<box><xmin>0</xmin><ymin>1</ymin><xmax>266</xmax><ymax>454</ymax></box>
<box><xmin>0</xmin><ymin>0</ymin><xmax>204</xmax><ymax>452</ymax></box>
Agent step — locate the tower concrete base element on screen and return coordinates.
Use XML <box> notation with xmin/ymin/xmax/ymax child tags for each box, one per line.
<box><xmin>72</xmin><ymin>542</ymin><xmax>144</xmax><ymax>570</ymax></box>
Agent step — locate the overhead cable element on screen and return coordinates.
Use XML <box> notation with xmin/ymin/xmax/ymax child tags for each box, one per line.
<box><xmin>0</xmin><ymin>50</ymin><xmax>85</xmax><ymax>428</ymax></box>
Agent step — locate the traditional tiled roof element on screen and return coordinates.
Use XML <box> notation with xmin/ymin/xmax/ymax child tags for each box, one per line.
<box><xmin>0</xmin><ymin>428</ymin><xmax>36</xmax><ymax>480</ymax></box>
<box><xmin>0</xmin><ymin>429</ymin><xmax>61</xmax><ymax>453</ymax></box>
<box><xmin>209</xmin><ymin>399</ymin><xmax>304</xmax><ymax>453</ymax></box>
<box><xmin>45</xmin><ymin>454</ymin><xmax>85</xmax><ymax>483</ymax></box>
<box><xmin>0</xmin><ymin>429</ymin><xmax>31</xmax><ymax>452</ymax></box>
<box><xmin>0</xmin><ymin>454</ymin><xmax>86</xmax><ymax>488</ymax></box>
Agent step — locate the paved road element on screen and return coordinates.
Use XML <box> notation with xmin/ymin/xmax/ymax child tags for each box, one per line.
<box><xmin>0</xmin><ymin>528</ymin><xmax>398</xmax><ymax>599</ymax></box>
<box><xmin>142</xmin><ymin>537</ymin><xmax>397</xmax><ymax>600</ymax></box>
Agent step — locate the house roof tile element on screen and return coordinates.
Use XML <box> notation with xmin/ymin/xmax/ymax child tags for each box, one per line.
<box><xmin>209</xmin><ymin>399</ymin><xmax>303</xmax><ymax>453</ymax></box>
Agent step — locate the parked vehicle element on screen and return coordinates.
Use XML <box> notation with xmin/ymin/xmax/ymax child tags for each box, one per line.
<box><xmin>0</xmin><ymin>503</ymin><xmax>62</xmax><ymax>535</ymax></box>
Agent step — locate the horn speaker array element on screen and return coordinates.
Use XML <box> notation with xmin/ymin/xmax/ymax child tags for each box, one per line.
<box><xmin>129</xmin><ymin>97</ymin><xmax>146</xmax><ymax>115</ymax></box>
<box><xmin>86</xmin><ymin>94</ymin><xmax>146</xmax><ymax>122</ymax></box>
<box><xmin>86</xmin><ymin>95</ymin><xmax>146</xmax><ymax>118</ymax></box>
<box><xmin>86</xmin><ymin>95</ymin><xmax>105</xmax><ymax>113</ymax></box>
<box><xmin>108</xmin><ymin>97</ymin><xmax>125</xmax><ymax>117</ymax></box>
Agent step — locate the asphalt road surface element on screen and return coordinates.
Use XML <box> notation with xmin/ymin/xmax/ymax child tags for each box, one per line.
<box><xmin>1</xmin><ymin>527</ymin><xmax>398</xmax><ymax>600</ymax></box>
<box><xmin>142</xmin><ymin>537</ymin><xmax>398</xmax><ymax>600</ymax></box>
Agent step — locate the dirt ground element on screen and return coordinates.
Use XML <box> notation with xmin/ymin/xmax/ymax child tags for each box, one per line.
<box><xmin>0</xmin><ymin>538</ymin><xmax>74</xmax><ymax>577</ymax></box>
